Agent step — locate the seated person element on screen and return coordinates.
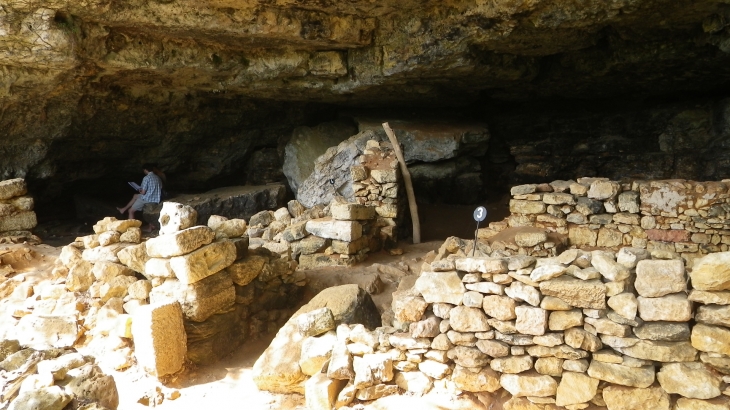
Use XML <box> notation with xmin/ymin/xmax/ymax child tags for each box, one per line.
<box><xmin>117</xmin><ymin>163</ymin><xmax>164</xmax><ymax>230</ymax></box>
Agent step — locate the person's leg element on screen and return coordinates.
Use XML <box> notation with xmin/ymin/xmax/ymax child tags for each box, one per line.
<box><xmin>117</xmin><ymin>194</ymin><xmax>139</xmax><ymax>215</ymax></box>
<box><xmin>127</xmin><ymin>196</ymin><xmax>146</xmax><ymax>220</ymax></box>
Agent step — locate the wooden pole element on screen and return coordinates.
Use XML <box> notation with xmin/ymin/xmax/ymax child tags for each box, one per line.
<box><xmin>382</xmin><ymin>122</ymin><xmax>421</xmax><ymax>244</ymax></box>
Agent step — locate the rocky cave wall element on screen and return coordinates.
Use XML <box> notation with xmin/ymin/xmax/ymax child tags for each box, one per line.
<box><xmin>4</xmin><ymin>0</ymin><xmax>730</xmax><ymax>216</ymax></box>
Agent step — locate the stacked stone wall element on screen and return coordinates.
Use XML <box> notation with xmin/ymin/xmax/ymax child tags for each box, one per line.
<box><xmin>480</xmin><ymin>178</ymin><xmax>730</xmax><ymax>263</ymax></box>
<box><xmin>0</xmin><ymin>178</ymin><xmax>37</xmax><ymax>237</ymax></box>
<box><xmin>245</xmin><ymin>138</ymin><xmax>405</xmax><ymax>269</ymax></box>
<box><xmin>292</xmin><ymin>236</ymin><xmax>730</xmax><ymax>409</ymax></box>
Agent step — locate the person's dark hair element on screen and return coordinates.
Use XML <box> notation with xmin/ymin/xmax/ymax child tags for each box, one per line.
<box><xmin>142</xmin><ymin>163</ymin><xmax>156</xmax><ymax>172</ymax></box>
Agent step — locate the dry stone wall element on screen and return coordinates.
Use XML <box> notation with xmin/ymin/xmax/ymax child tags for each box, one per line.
<box><xmin>480</xmin><ymin>178</ymin><xmax>730</xmax><ymax>263</ymax></box>
<box><xmin>290</xmin><ymin>236</ymin><xmax>730</xmax><ymax>409</ymax></box>
<box><xmin>0</xmin><ymin>178</ymin><xmax>37</xmax><ymax>240</ymax></box>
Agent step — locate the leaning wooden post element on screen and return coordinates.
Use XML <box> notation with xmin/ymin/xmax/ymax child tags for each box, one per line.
<box><xmin>382</xmin><ymin>122</ymin><xmax>421</xmax><ymax>244</ymax></box>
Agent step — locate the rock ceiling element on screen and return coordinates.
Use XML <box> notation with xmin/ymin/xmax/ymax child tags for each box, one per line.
<box><xmin>2</xmin><ymin>0</ymin><xmax>730</xmax><ymax>199</ymax></box>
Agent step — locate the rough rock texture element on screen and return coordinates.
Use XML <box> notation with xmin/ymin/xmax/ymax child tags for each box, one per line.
<box><xmin>5</xmin><ymin>0</ymin><xmax>730</xmax><ymax>206</ymax></box>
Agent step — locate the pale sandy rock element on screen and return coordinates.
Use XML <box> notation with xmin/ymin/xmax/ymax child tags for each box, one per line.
<box><xmin>510</xmin><ymin>200</ymin><xmax>547</xmax><ymax>214</ymax></box>
<box><xmin>593</xmin><ymin>349</ymin><xmax>623</xmax><ymax>364</ymax></box>
<box><xmin>616</xmin><ymin>247</ymin><xmax>649</xmax><ymax>268</ymax></box>
<box><xmin>300</xmin><ymin>331</ymin><xmax>337</xmax><ymax>376</ymax></box>
<box><xmin>392</xmin><ymin>294</ymin><xmax>428</xmax><ymax>323</ymax></box>
<box><xmin>608</xmin><ymin>293</ymin><xmax>638</xmax><ymax>321</ymax></box>
<box><xmin>8</xmin><ymin>386</ymin><xmax>71</xmax><ymax>410</ymax></box>
<box><xmin>431</xmin><ymin>334</ymin><xmax>454</xmax><ymax>351</ymax></box>
<box><xmin>587</xmin><ymin>361</ymin><xmax>655</xmax><ymax>388</ymax></box>
<box><xmin>568</xmin><ymin>266</ymin><xmax>601</xmax><ymax>281</ymax></box>
<box><xmin>120</xmin><ymin>227</ymin><xmax>142</xmax><ymax>243</ymax></box>
<box><xmin>213</xmin><ymin>219</ymin><xmax>247</xmax><ymax>238</ymax></box>
<box><xmin>465</xmin><ymin>282</ymin><xmax>504</xmax><ymax>295</ymax></box>
<box><xmin>36</xmin><ymin>353</ymin><xmax>85</xmax><ymax>381</ymax></box>
<box><xmin>117</xmin><ymin>243</ymin><xmax>149</xmax><ymax>274</ymax></box>
<box><xmin>564</xmin><ymin>327</ymin><xmax>602</xmax><ymax>352</ymax></box>
<box><xmin>512</xmin><ymin>184</ymin><xmax>537</xmax><ymax>195</ymax></box>
<box><xmin>99</xmin><ymin>275</ymin><xmax>137</xmax><ymax>302</ymax></box>
<box><xmin>535</xmin><ymin>357</ymin><xmax>563</xmax><ymax>376</ymax></box>
<box><xmin>327</xmin><ymin>343</ymin><xmax>354</xmax><ymax>380</ymax></box>
<box><xmin>555</xmin><ymin>372</ymin><xmax>598</xmax><ymax>407</ymax></box>
<box><xmin>418</xmin><ymin>359</ymin><xmax>450</xmax><ymax>379</ymax></box>
<box><xmin>526</xmin><ymin>344</ymin><xmax>589</xmax><ymax>360</ymax></box>
<box><xmin>657</xmin><ymin>362</ymin><xmax>721</xmax><ymax>399</ymax></box>
<box><xmin>491</xmin><ymin>355</ymin><xmax>533</xmax><ymax>374</ymax></box>
<box><xmin>563</xmin><ymin>359</ymin><xmax>589</xmax><ymax>372</ymax></box>
<box><xmin>150</xmin><ymin>274</ymin><xmax>234</xmax><ymax>322</ymax></box>
<box><xmin>587</xmin><ymin>180</ymin><xmax>620</xmax><ymax>200</ymax></box>
<box><xmin>66</xmin><ymin>260</ymin><xmax>94</xmax><ymax>292</ymax></box>
<box><xmin>409</xmin><ymin>315</ymin><xmax>441</xmax><ymax>338</ymax></box>
<box><xmin>692</xmin><ymin>324</ymin><xmax>730</xmax><ymax>356</ymax></box>
<box><xmin>675</xmin><ymin>397</ymin><xmax>730</xmax><ymax>410</ymax></box>
<box><xmin>476</xmin><ymin>339</ymin><xmax>510</xmax><ymax>357</ymax></box>
<box><xmin>98</xmin><ymin>231</ymin><xmax>120</xmax><ymax>247</ymax></box>
<box><xmin>500</xmin><ymin>371</ymin><xmax>557</xmax><ymax>397</ymax></box>
<box><xmin>92</xmin><ymin>260</ymin><xmax>135</xmax><ymax>281</ymax></box>
<box><xmin>637</xmin><ymin>293</ymin><xmax>692</xmax><ymax>322</ymax></box>
<box><xmin>305</xmin><ymin>373</ymin><xmax>346</xmax><ymax>410</ymax></box>
<box><xmin>395</xmin><ymin>371</ymin><xmax>433</xmax><ymax>394</ymax></box>
<box><xmin>16</xmin><ymin>314</ymin><xmax>78</xmax><ymax>349</ymax></box>
<box><xmin>390</xmin><ymin>334</ymin><xmax>431</xmax><ymax>350</ymax></box>
<box><xmin>633</xmin><ymin>322</ymin><xmax>690</xmax><ymax>341</ymax></box>
<box><xmin>415</xmin><ymin>270</ymin><xmax>466</xmax><ymax>305</ymax></box>
<box><xmin>331</xmin><ymin>202</ymin><xmax>375</xmax><ymax>220</ymax></box>
<box><xmin>689</xmin><ymin>290</ymin><xmax>730</xmax><ymax>305</ymax></box>
<box><xmin>539</xmin><ymin>277</ymin><xmax>606</xmax><ymax>309</ymax></box>
<box><xmin>127</xmin><ymin>280</ymin><xmax>152</xmax><ymax>300</ymax></box>
<box><xmin>447</xmin><ymin>346</ymin><xmax>489</xmax><ymax>367</ymax></box>
<box><xmin>540</xmin><ymin>296</ymin><xmax>574</xmax><ymax>311</ymax></box>
<box><xmin>696</xmin><ymin>305</ymin><xmax>730</xmax><ymax>327</ymax></box>
<box><xmin>297</xmin><ymin>307</ymin><xmax>335</xmax><ymax>337</ymax></box>
<box><xmin>530</xmin><ymin>264</ymin><xmax>566</xmax><ymax>282</ymax></box>
<box><xmin>146</xmin><ymin>226</ymin><xmax>215</xmax><ymax>258</ymax></box>
<box><xmin>81</xmin><ymin>243</ymin><xmax>126</xmax><ymax>264</ymax></box>
<box><xmin>691</xmin><ymin>252</ymin><xmax>730</xmax><ymax>291</ymax></box>
<box><xmin>635</xmin><ymin>259</ymin><xmax>686</xmax><ymax>297</ymax></box>
<box><xmin>605</xmin><ymin>280</ymin><xmax>629</xmax><ymax>297</ymax></box>
<box><xmin>505</xmin><ymin>282</ymin><xmax>542</xmax><ymax>306</ymax></box>
<box><xmin>144</xmin><ymin>257</ymin><xmax>175</xmax><ymax>278</ymax></box>
<box><xmin>615</xmin><ymin>339</ymin><xmax>698</xmax><ymax>362</ymax></box>
<box><xmin>487</xmin><ymin>319</ymin><xmax>517</xmax><ymax>334</ymax></box>
<box><xmin>0</xmin><ymin>178</ymin><xmax>26</xmax><ymax>199</ymax></box>
<box><xmin>92</xmin><ymin>217</ymin><xmax>142</xmax><ymax>234</ymax></box>
<box><xmin>508</xmin><ymin>255</ymin><xmax>536</xmax><ymax>270</ymax></box>
<box><xmin>548</xmin><ymin>309</ymin><xmax>583</xmax><ymax>331</ymax></box>
<box><xmin>533</xmin><ymin>333</ymin><xmax>564</xmax><ymax>347</ymax></box>
<box><xmin>169</xmin><ymin>240</ymin><xmax>236</xmax><ymax>284</ymax></box>
<box><xmin>591</xmin><ymin>251</ymin><xmax>629</xmax><ymax>281</ymax></box>
<box><xmin>455</xmin><ymin>257</ymin><xmax>508</xmax><ymax>274</ymax></box>
<box><xmin>482</xmin><ymin>295</ymin><xmax>516</xmax><ymax>321</ymax></box>
<box><xmin>355</xmin><ymin>384</ymin><xmax>399</xmax><ymax>401</ymax></box>
<box><xmin>452</xmin><ymin>365</ymin><xmax>501</xmax><ymax>392</ymax></box>
<box><xmin>462</xmin><ymin>291</ymin><xmax>483</xmax><ymax>307</ymax></box>
<box><xmin>516</xmin><ymin>231</ymin><xmax>548</xmax><ymax>247</ymax></box>
<box><xmin>449</xmin><ymin>306</ymin><xmax>490</xmax><ymax>332</ymax></box>
<box><xmin>0</xmin><ymin>211</ymin><xmax>37</xmax><ymax>231</ymax></box>
<box><xmin>516</xmin><ymin>306</ymin><xmax>548</xmax><ymax>336</ymax></box>
<box><xmin>584</xmin><ymin>317</ymin><xmax>631</xmax><ymax>337</ymax></box>
<box><xmin>353</xmin><ymin>353</ymin><xmax>393</xmax><ymax>388</ymax></box>
<box><xmin>305</xmin><ymin>218</ymin><xmax>362</xmax><ymax>241</ymax></box>
<box><xmin>131</xmin><ymin>301</ymin><xmax>186</xmax><ymax>377</ymax></box>
<box><xmin>59</xmin><ymin>245</ymin><xmax>83</xmax><ymax>267</ymax></box>
<box><xmin>602</xmin><ymin>385</ymin><xmax>670</xmax><ymax>410</ymax></box>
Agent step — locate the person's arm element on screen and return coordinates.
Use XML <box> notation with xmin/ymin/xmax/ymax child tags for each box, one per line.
<box><xmin>140</xmin><ymin>176</ymin><xmax>149</xmax><ymax>195</ymax></box>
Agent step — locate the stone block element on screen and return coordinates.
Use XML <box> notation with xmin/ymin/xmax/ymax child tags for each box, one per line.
<box><xmin>633</xmin><ymin>322</ymin><xmax>690</xmax><ymax>341</ymax></box>
<box><xmin>305</xmin><ymin>373</ymin><xmax>346</xmax><ymax>410</ymax></box>
<box><xmin>597</xmin><ymin>227</ymin><xmax>622</xmax><ymax>247</ymax></box>
<box><xmin>282</xmin><ymin>221</ymin><xmax>308</xmax><ymax>242</ymax></box>
<box><xmin>300</xmin><ymin>331</ymin><xmax>337</xmax><ymax>376</ymax></box>
<box><xmin>618</xmin><ymin>191</ymin><xmax>640</xmax><ymax>213</ymax></box>
<box><xmin>117</xmin><ymin>243</ymin><xmax>149</xmax><ymax>274</ymax></box>
<box><xmin>297</xmin><ymin>307</ymin><xmax>335</xmax><ymax>337</ymax></box>
<box><xmin>568</xmin><ymin>225</ymin><xmax>597</xmax><ymax>247</ymax></box>
<box><xmin>225</xmin><ymin>255</ymin><xmax>267</xmax><ymax>286</ymax></box>
<box><xmin>149</xmin><ymin>274</ymin><xmax>235</xmax><ymax>322</ymax></box>
<box><xmin>646</xmin><ymin>229</ymin><xmax>691</xmax><ymax>242</ymax></box>
<box><xmin>145</xmin><ymin>226</ymin><xmax>215</xmax><ymax>258</ymax></box>
<box><xmin>212</xmin><ymin>219</ymin><xmax>247</xmax><ymax>238</ymax></box>
<box><xmin>131</xmin><ymin>301</ymin><xmax>186</xmax><ymax>377</ymax></box>
<box><xmin>454</xmin><ymin>257</ymin><xmax>508</xmax><ymax>274</ymax></box>
<box><xmin>482</xmin><ymin>295</ymin><xmax>516</xmax><ymax>321</ymax></box>
<box><xmin>305</xmin><ymin>218</ymin><xmax>362</xmax><ymax>241</ymax></box>
<box><xmin>415</xmin><ymin>271</ymin><xmax>465</xmax><ymax>305</ymax></box>
<box><xmin>615</xmin><ymin>339</ymin><xmax>698</xmax><ymax>362</ymax></box>
<box><xmin>692</xmin><ymin>324</ymin><xmax>730</xmax><ymax>356</ymax></box>
<box><xmin>587</xmin><ymin>361</ymin><xmax>655</xmax><ymax>388</ymax></box>
<box><xmin>548</xmin><ymin>309</ymin><xmax>583</xmax><ymax>331</ymax></box>
<box><xmin>515</xmin><ymin>306</ymin><xmax>548</xmax><ymax>336</ymax></box>
<box><xmin>602</xmin><ymin>385</ymin><xmax>670</xmax><ymax>410</ymax></box>
<box><xmin>539</xmin><ymin>276</ymin><xmax>606</xmax><ymax>309</ymax></box>
<box><xmin>16</xmin><ymin>314</ymin><xmax>79</xmax><ymax>349</ymax></box>
<box><xmin>331</xmin><ymin>203</ymin><xmax>376</xmax><ymax>220</ymax></box>
<box><xmin>144</xmin><ymin>258</ymin><xmax>175</xmax><ymax>278</ymax></box>
<box><xmin>159</xmin><ymin>202</ymin><xmax>198</xmax><ymax>235</ymax></box>
<box><xmin>555</xmin><ymin>372</ymin><xmax>599</xmax><ymax>407</ymax></box>
<box><xmin>169</xmin><ymin>240</ymin><xmax>236</xmax><ymax>284</ymax></box>
<box><xmin>635</xmin><ymin>259</ymin><xmax>685</xmax><ymax>297</ymax></box>
<box><xmin>0</xmin><ymin>178</ymin><xmax>27</xmax><ymax>200</ymax></box>
<box><xmin>499</xmin><ymin>371</ymin><xmax>557</xmax><ymax>398</ymax></box>
<box><xmin>657</xmin><ymin>362</ymin><xmax>721</xmax><ymax>399</ymax></box>
<box><xmin>0</xmin><ymin>211</ymin><xmax>37</xmax><ymax>231</ymax></box>
<box><xmin>690</xmin><ymin>252</ymin><xmax>730</xmax><ymax>291</ymax></box>
<box><xmin>587</xmin><ymin>180</ymin><xmax>620</xmax><ymax>200</ymax></box>
<box><xmin>509</xmin><ymin>200</ymin><xmax>546</xmax><ymax>214</ymax></box>
<box><xmin>332</xmin><ymin>236</ymin><xmax>369</xmax><ymax>255</ymax></box>
<box><xmin>637</xmin><ymin>293</ymin><xmax>692</xmax><ymax>322</ymax></box>
<box><xmin>449</xmin><ymin>306</ymin><xmax>490</xmax><ymax>332</ymax></box>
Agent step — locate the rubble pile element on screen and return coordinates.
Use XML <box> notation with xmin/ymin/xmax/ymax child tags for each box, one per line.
<box><xmin>247</xmin><ymin>136</ymin><xmax>404</xmax><ymax>269</ymax></box>
<box><xmin>0</xmin><ymin>343</ymin><xmax>119</xmax><ymax>410</ymax></box>
<box><xmin>481</xmin><ymin>178</ymin><xmax>730</xmax><ymax>260</ymax></box>
<box><xmin>0</xmin><ymin>178</ymin><xmax>38</xmax><ymax>243</ymax></box>
<box><xmin>262</xmin><ymin>235</ymin><xmax>730</xmax><ymax>410</ymax></box>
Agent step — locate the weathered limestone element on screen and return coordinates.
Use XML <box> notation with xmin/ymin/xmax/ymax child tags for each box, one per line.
<box><xmin>692</xmin><ymin>324</ymin><xmax>730</xmax><ymax>356</ymax></box>
<box><xmin>635</xmin><ymin>259</ymin><xmax>686</xmax><ymax>297</ymax></box>
<box><xmin>555</xmin><ymin>372</ymin><xmax>599</xmax><ymax>407</ymax></box>
<box><xmin>690</xmin><ymin>252</ymin><xmax>730</xmax><ymax>291</ymax></box>
<box><xmin>305</xmin><ymin>218</ymin><xmax>363</xmax><ymax>242</ymax></box>
<box><xmin>415</xmin><ymin>271</ymin><xmax>466</xmax><ymax>305</ymax></box>
<box><xmin>602</xmin><ymin>385</ymin><xmax>670</xmax><ymax>410</ymax></box>
<box><xmin>145</xmin><ymin>226</ymin><xmax>215</xmax><ymax>258</ymax></box>
<box><xmin>500</xmin><ymin>371</ymin><xmax>558</xmax><ymax>397</ymax></box>
<box><xmin>169</xmin><ymin>240</ymin><xmax>237</xmax><ymax>284</ymax></box>
<box><xmin>637</xmin><ymin>294</ymin><xmax>692</xmax><ymax>322</ymax></box>
<box><xmin>515</xmin><ymin>306</ymin><xmax>548</xmax><ymax>336</ymax></box>
<box><xmin>131</xmin><ymin>301</ymin><xmax>186</xmax><ymax>377</ymax></box>
<box><xmin>587</xmin><ymin>361</ymin><xmax>655</xmax><ymax>388</ymax></box>
<box><xmin>159</xmin><ymin>202</ymin><xmax>198</xmax><ymax>235</ymax></box>
<box><xmin>539</xmin><ymin>277</ymin><xmax>606</xmax><ymax>309</ymax></box>
<box><xmin>657</xmin><ymin>362</ymin><xmax>721</xmax><ymax>399</ymax></box>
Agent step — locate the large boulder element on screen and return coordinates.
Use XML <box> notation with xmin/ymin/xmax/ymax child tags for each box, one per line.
<box><xmin>297</xmin><ymin>130</ymin><xmax>386</xmax><ymax>208</ymax></box>
<box><xmin>252</xmin><ymin>284</ymin><xmax>381</xmax><ymax>394</ymax></box>
<box><xmin>283</xmin><ymin>120</ymin><xmax>357</xmax><ymax>195</ymax></box>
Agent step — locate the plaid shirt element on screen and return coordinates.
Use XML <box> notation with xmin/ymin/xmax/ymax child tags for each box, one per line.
<box><xmin>140</xmin><ymin>172</ymin><xmax>163</xmax><ymax>203</ymax></box>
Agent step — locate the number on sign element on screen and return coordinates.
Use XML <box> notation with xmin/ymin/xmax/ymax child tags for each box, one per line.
<box><xmin>473</xmin><ymin>206</ymin><xmax>487</xmax><ymax>222</ymax></box>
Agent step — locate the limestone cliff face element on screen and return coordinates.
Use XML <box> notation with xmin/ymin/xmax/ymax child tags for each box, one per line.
<box><xmin>2</xmin><ymin>0</ymin><xmax>730</xmax><ymax>201</ymax></box>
